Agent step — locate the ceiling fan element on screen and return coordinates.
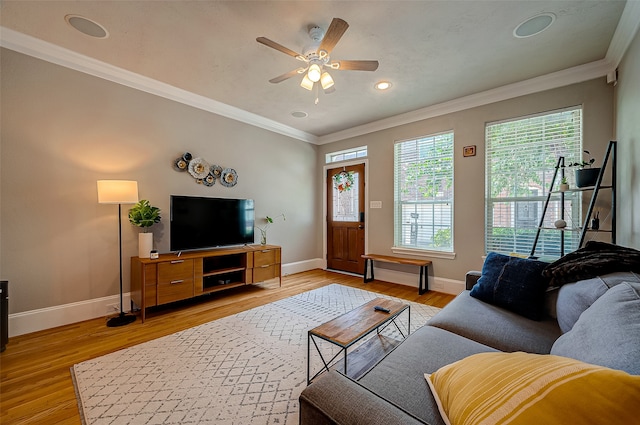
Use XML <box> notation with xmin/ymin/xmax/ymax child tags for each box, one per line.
<box><xmin>257</xmin><ymin>18</ymin><xmax>379</xmax><ymax>103</ymax></box>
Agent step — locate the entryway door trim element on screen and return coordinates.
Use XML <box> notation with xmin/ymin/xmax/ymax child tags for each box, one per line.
<box><xmin>322</xmin><ymin>158</ymin><xmax>369</xmax><ymax>272</ymax></box>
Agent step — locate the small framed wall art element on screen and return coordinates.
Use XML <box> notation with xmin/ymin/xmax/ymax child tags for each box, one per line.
<box><xmin>463</xmin><ymin>145</ymin><xmax>476</xmax><ymax>157</ymax></box>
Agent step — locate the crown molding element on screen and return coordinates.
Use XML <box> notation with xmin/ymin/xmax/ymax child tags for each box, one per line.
<box><xmin>606</xmin><ymin>0</ymin><xmax>640</xmax><ymax>67</ymax></box>
<box><xmin>2</xmin><ymin>11</ymin><xmax>634</xmax><ymax>148</ymax></box>
<box><xmin>316</xmin><ymin>58</ymin><xmax>615</xmax><ymax>145</ymax></box>
<box><xmin>0</xmin><ymin>27</ymin><xmax>318</xmax><ymax>144</ymax></box>
<box><xmin>318</xmin><ymin>4</ymin><xmax>638</xmax><ymax>145</ymax></box>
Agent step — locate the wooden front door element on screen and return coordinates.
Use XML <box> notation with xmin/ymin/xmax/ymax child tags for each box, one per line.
<box><xmin>326</xmin><ymin>163</ymin><xmax>365</xmax><ymax>274</ymax></box>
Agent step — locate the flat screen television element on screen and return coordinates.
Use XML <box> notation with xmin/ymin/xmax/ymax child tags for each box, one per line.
<box><xmin>170</xmin><ymin>195</ymin><xmax>255</xmax><ymax>252</ymax></box>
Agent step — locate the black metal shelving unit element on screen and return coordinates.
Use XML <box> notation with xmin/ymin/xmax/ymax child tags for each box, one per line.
<box><xmin>530</xmin><ymin>140</ymin><xmax>616</xmax><ymax>258</ymax></box>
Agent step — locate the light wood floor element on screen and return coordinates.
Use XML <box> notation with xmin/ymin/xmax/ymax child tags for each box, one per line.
<box><xmin>0</xmin><ymin>269</ymin><xmax>455</xmax><ymax>424</ymax></box>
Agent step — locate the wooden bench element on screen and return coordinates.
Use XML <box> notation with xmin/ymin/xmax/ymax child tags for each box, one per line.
<box><xmin>361</xmin><ymin>254</ymin><xmax>432</xmax><ymax>295</ymax></box>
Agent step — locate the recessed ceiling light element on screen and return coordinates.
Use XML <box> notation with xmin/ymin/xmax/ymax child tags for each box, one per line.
<box><xmin>375</xmin><ymin>81</ymin><xmax>392</xmax><ymax>91</ymax></box>
<box><xmin>65</xmin><ymin>14</ymin><xmax>109</xmax><ymax>39</ymax></box>
<box><xmin>291</xmin><ymin>111</ymin><xmax>308</xmax><ymax>118</ymax></box>
<box><xmin>513</xmin><ymin>13</ymin><xmax>555</xmax><ymax>38</ymax></box>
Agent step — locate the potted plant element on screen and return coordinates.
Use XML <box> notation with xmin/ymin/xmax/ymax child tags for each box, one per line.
<box><xmin>569</xmin><ymin>150</ymin><xmax>600</xmax><ymax>188</ymax></box>
<box><xmin>256</xmin><ymin>213</ymin><xmax>285</xmax><ymax>245</ymax></box>
<box><xmin>129</xmin><ymin>200</ymin><xmax>161</xmax><ymax>258</ymax></box>
<box><xmin>559</xmin><ymin>176</ymin><xmax>570</xmax><ymax>192</ymax></box>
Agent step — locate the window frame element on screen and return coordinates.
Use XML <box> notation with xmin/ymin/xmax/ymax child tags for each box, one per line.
<box><xmin>485</xmin><ymin>106</ymin><xmax>583</xmax><ymax>258</ymax></box>
<box><xmin>326</xmin><ymin>146</ymin><xmax>368</xmax><ymax>164</ymax></box>
<box><xmin>393</xmin><ymin>131</ymin><xmax>455</xmax><ymax>258</ymax></box>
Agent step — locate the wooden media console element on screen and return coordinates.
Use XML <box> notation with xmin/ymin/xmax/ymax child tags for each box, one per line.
<box><xmin>131</xmin><ymin>245</ymin><xmax>281</xmax><ymax>322</ymax></box>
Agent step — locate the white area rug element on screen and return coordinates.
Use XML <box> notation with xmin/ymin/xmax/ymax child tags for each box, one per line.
<box><xmin>72</xmin><ymin>284</ymin><xmax>440</xmax><ymax>425</ymax></box>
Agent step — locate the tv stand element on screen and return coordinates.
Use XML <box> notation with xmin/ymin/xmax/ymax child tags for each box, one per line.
<box><xmin>130</xmin><ymin>245</ymin><xmax>281</xmax><ymax>322</ymax></box>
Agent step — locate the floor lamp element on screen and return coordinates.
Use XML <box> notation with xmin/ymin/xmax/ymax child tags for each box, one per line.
<box><xmin>97</xmin><ymin>180</ymin><xmax>139</xmax><ymax>327</ymax></box>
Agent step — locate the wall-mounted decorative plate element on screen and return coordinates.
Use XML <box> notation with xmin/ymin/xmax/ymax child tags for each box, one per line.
<box><xmin>172</xmin><ymin>152</ymin><xmax>237</xmax><ymax>188</ymax></box>
<box><xmin>220</xmin><ymin>168</ymin><xmax>238</xmax><ymax>187</ymax></box>
<box><xmin>174</xmin><ymin>157</ymin><xmax>188</xmax><ymax>171</ymax></box>
<box><xmin>188</xmin><ymin>157</ymin><xmax>210</xmax><ymax>179</ymax></box>
<box><xmin>210</xmin><ymin>165</ymin><xmax>223</xmax><ymax>178</ymax></box>
<box><xmin>203</xmin><ymin>173</ymin><xmax>216</xmax><ymax>187</ymax></box>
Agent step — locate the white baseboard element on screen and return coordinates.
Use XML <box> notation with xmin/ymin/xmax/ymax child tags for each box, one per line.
<box><xmin>371</xmin><ymin>268</ymin><xmax>465</xmax><ymax>295</ymax></box>
<box><xmin>9</xmin><ymin>294</ymin><xmax>131</xmax><ymax>337</ymax></box>
<box><xmin>8</xmin><ymin>260</ymin><xmax>324</xmax><ymax>338</ymax></box>
<box><xmin>282</xmin><ymin>258</ymin><xmax>324</xmax><ymax>276</ymax></box>
<box><xmin>8</xmin><ymin>259</ymin><xmax>461</xmax><ymax>338</ymax></box>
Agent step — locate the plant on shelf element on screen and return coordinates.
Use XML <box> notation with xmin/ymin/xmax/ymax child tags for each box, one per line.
<box><xmin>559</xmin><ymin>176</ymin><xmax>570</xmax><ymax>192</ymax></box>
<box><xmin>568</xmin><ymin>150</ymin><xmax>596</xmax><ymax>169</ymax></box>
<box><xmin>129</xmin><ymin>200</ymin><xmax>161</xmax><ymax>258</ymax></box>
<box><xmin>256</xmin><ymin>213</ymin><xmax>285</xmax><ymax>245</ymax></box>
<box><xmin>568</xmin><ymin>150</ymin><xmax>600</xmax><ymax>188</ymax></box>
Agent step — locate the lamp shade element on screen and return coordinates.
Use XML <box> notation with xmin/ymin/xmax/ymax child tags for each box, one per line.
<box><xmin>307</xmin><ymin>64</ymin><xmax>322</xmax><ymax>82</ymax></box>
<box><xmin>320</xmin><ymin>72</ymin><xmax>334</xmax><ymax>90</ymax></box>
<box><xmin>97</xmin><ymin>180</ymin><xmax>139</xmax><ymax>204</ymax></box>
<box><xmin>300</xmin><ymin>74</ymin><xmax>314</xmax><ymax>91</ymax></box>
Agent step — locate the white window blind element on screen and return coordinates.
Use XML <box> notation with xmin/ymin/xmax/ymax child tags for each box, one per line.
<box><xmin>394</xmin><ymin>132</ymin><xmax>454</xmax><ymax>252</ymax></box>
<box><xmin>485</xmin><ymin>106</ymin><xmax>582</xmax><ymax>257</ymax></box>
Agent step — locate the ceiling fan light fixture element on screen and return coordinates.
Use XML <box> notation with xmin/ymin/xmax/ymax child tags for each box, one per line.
<box><xmin>320</xmin><ymin>72</ymin><xmax>334</xmax><ymax>90</ymax></box>
<box><xmin>300</xmin><ymin>74</ymin><xmax>314</xmax><ymax>90</ymax></box>
<box><xmin>308</xmin><ymin>64</ymin><xmax>322</xmax><ymax>82</ymax></box>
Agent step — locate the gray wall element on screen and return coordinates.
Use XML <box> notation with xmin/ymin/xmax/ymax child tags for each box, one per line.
<box><xmin>3</xmin><ymin>40</ymin><xmax>637</xmax><ymax>318</ymax></box>
<box><xmin>1</xmin><ymin>49</ymin><xmax>318</xmax><ymax>314</ymax></box>
<box><xmin>615</xmin><ymin>26</ymin><xmax>640</xmax><ymax>249</ymax></box>
<box><xmin>318</xmin><ymin>78</ymin><xmax>615</xmax><ymax>281</ymax></box>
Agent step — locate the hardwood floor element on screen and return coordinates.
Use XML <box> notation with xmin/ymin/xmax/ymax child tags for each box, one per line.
<box><xmin>0</xmin><ymin>269</ymin><xmax>455</xmax><ymax>424</ymax></box>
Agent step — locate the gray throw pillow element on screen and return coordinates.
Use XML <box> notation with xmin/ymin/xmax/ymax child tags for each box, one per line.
<box><xmin>556</xmin><ymin>271</ymin><xmax>640</xmax><ymax>333</ymax></box>
<box><xmin>551</xmin><ymin>280</ymin><xmax>640</xmax><ymax>375</ymax></box>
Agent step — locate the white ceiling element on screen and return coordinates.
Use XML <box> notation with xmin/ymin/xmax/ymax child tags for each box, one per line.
<box><xmin>1</xmin><ymin>1</ymin><xmax>638</xmax><ymax>144</ymax></box>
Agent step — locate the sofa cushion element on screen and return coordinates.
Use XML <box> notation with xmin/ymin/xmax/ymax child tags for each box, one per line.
<box><xmin>357</xmin><ymin>325</ymin><xmax>497</xmax><ymax>424</ymax></box>
<box><xmin>556</xmin><ymin>271</ymin><xmax>640</xmax><ymax>333</ymax></box>
<box><xmin>551</xmin><ymin>280</ymin><xmax>640</xmax><ymax>375</ymax></box>
<box><xmin>470</xmin><ymin>252</ymin><xmax>549</xmax><ymax>320</ymax></box>
<box><xmin>300</xmin><ymin>371</ymin><xmax>427</xmax><ymax>425</ymax></box>
<box><xmin>429</xmin><ymin>290</ymin><xmax>561</xmax><ymax>353</ymax></box>
<box><xmin>425</xmin><ymin>352</ymin><xmax>640</xmax><ymax>425</ymax></box>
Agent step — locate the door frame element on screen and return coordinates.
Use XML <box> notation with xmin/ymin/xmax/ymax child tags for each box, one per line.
<box><xmin>322</xmin><ymin>158</ymin><xmax>369</xmax><ymax>271</ymax></box>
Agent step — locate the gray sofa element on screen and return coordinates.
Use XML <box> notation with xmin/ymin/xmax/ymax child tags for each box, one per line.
<box><xmin>299</xmin><ymin>267</ymin><xmax>640</xmax><ymax>425</ymax></box>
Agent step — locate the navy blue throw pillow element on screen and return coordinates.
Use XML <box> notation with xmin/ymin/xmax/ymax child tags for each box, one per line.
<box><xmin>470</xmin><ymin>252</ymin><xmax>550</xmax><ymax>320</ymax></box>
<box><xmin>470</xmin><ymin>252</ymin><xmax>510</xmax><ymax>300</ymax></box>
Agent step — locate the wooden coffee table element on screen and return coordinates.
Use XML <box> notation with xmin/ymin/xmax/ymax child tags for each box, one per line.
<box><xmin>307</xmin><ymin>298</ymin><xmax>410</xmax><ymax>384</ymax></box>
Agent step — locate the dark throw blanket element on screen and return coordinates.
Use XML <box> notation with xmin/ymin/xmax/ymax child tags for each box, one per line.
<box><xmin>543</xmin><ymin>241</ymin><xmax>640</xmax><ymax>285</ymax></box>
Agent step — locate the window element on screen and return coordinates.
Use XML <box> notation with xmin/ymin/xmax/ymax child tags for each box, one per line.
<box><xmin>326</xmin><ymin>146</ymin><xmax>367</xmax><ymax>163</ymax></box>
<box><xmin>485</xmin><ymin>106</ymin><xmax>582</xmax><ymax>257</ymax></box>
<box><xmin>394</xmin><ymin>132</ymin><xmax>454</xmax><ymax>253</ymax></box>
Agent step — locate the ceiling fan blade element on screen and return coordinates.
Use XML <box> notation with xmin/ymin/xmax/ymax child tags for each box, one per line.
<box><xmin>257</xmin><ymin>37</ymin><xmax>305</xmax><ymax>61</ymax></box>
<box><xmin>269</xmin><ymin>68</ymin><xmax>306</xmax><ymax>84</ymax></box>
<box><xmin>317</xmin><ymin>18</ymin><xmax>349</xmax><ymax>56</ymax></box>
<box><xmin>332</xmin><ymin>60</ymin><xmax>379</xmax><ymax>71</ymax></box>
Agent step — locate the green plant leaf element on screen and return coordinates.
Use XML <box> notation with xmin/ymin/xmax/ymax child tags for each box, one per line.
<box><xmin>128</xmin><ymin>199</ymin><xmax>161</xmax><ymax>228</ymax></box>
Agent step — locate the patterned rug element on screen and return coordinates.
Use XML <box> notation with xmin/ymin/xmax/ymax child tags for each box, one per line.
<box><xmin>72</xmin><ymin>284</ymin><xmax>440</xmax><ymax>425</ymax></box>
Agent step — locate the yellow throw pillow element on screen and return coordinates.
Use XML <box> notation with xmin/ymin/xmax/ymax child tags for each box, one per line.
<box><xmin>425</xmin><ymin>352</ymin><xmax>640</xmax><ymax>425</ymax></box>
